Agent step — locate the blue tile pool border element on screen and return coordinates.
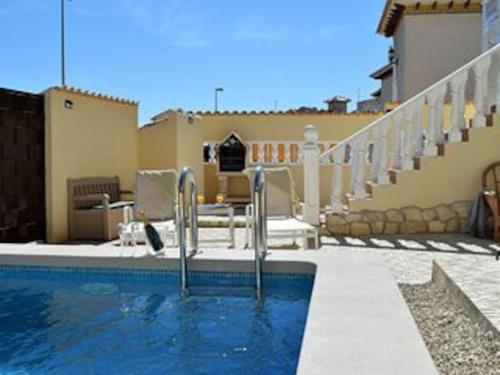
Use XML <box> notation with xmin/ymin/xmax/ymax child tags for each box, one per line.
<box><xmin>0</xmin><ymin>264</ymin><xmax>315</xmax><ymax>291</ymax></box>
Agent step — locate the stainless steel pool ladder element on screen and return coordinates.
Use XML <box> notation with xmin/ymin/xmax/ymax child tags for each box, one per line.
<box><xmin>177</xmin><ymin>167</ymin><xmax>199</xmax><ymax>295</ymax></box>
<box><xmin>252</xmin><ymin>165</ymin><xmax>267</xmax><ymax>300</ymax></box>
<box><xmin>177</xmin><ymin>165</ymin><xmax>266</xmax><ymax>300</ymax></box>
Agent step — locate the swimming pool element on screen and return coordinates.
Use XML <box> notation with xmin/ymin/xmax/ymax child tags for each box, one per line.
<box><xmin>0</xmin><ymin>265</ymin><xmax>313</xmax><ymax>374</ymax></box>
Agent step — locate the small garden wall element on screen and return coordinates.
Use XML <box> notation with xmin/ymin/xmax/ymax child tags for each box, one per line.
<box><xmin>326</xmin><ymin>201</ymin><xmax>473</xmax><ymax>236</ymax></box>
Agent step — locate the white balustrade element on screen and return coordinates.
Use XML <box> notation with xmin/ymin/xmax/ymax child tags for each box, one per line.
<box><xmin>318</xmin><ymin>44</ymin><xmax>499</xmax><ymax>213</ymax></box>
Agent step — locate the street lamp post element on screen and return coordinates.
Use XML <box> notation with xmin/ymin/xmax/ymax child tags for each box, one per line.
<box><xmin>214</xmin><ymin>87</ymin><xmax>224</xmax><ymax>112</ymax></box>
<box><xmin>60</xmin><ymin>0</ymin><xmax>72</xmax><ymax>87</ymax></box>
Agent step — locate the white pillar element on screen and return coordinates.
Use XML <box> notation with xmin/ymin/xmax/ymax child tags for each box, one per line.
<box><xmin>303</xmin><ymin>125</ymin><xmax>320</xmax><ymax>226</ymax></box>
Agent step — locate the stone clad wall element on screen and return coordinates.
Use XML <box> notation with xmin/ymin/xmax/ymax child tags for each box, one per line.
<box><xmin>326</xmin><ymin>201</ymin><xmax>473</xmax><ymax>236</ymax></box>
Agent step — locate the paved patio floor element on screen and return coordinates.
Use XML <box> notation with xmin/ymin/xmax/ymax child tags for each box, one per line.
<box><xmin>177</xmin><ymin>228</ymin><xmax>500</xmax><ymax>335</ymax></box>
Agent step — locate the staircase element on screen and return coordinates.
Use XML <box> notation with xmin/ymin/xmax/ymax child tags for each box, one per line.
<box><xmin>322</xmin><ymin>44</ymin><xmax>500</xmax><ymax>236</ymax></box>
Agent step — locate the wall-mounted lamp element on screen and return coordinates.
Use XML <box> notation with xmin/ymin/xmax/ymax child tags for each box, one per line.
<box><xmin>64</xmin><ymin>99</ymin><xmax>73</xmax><ymax>109</ymax></box>
<box><xmin>388</xmin><ymin>46</ymin><xmax>398</xmax><ymax>64</ymax></box>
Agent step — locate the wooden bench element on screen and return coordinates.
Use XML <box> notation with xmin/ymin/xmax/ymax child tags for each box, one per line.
<box><xmin>67</xmin><ymin>177</ymin><xmax>133</xmax><ymax>241</ymax></box>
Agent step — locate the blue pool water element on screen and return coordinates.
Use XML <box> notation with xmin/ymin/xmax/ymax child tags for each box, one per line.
<box><xmin>0</xmin><ymin>266</ymin><xmax>313</xmax><ymax>375</ymax></box>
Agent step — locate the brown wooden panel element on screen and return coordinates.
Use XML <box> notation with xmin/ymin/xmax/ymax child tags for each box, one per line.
<box><xmin>0</xmin><ymin>88</ymin><xmax>45</xmax><ymax>242</ymax></box>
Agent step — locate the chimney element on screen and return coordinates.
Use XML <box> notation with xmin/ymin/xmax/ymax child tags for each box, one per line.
<box><xmin>324</xmin><ymin>95</ymin><xmax>351</xmax><ymax>113</ymax></box>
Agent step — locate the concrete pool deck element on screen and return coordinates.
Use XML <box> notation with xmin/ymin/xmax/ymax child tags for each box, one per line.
<box><xmin>0</xmin><ymin>243</ymin><xmax>437</xmax><ymax>374</ymax></box>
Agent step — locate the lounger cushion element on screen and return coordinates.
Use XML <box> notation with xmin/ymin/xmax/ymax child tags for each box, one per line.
<box><xmin>244</xmin><ymin>167</ymin><xmax>299</xmax><ymax>217</ymax></box>
<box><xmin>135</xmin><ymin>170</ymin><xmax>177</xmax><ymax>221</ymax></box>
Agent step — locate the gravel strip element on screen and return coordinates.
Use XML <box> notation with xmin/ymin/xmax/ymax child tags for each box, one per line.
<box><xmin>400</xmin><ymin>283</ymin><xmax>500</xmax><ymax>375</ymax></box>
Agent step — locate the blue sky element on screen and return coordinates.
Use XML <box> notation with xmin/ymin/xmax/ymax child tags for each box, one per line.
<box><xmin>1</xmin><ymin>0</ymin><xmax>390</xmax><ymax>124</ymax></box>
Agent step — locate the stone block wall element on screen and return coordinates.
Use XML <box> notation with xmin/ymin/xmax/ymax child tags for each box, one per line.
<box><xmin>326</xmin><ymin>201</ymin><xmax>473</xmax><ymax>236</ymax></box>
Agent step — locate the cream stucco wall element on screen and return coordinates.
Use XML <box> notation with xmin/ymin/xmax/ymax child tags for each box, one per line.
<box><xmin>138</xmin><ymin>110</ymin><xmax>205</xmax><ymax>192</ymax></box>
<box><xmin>44</xmin><ymin>88</ymin><xmax>139</xmax><ymax>243</ymax></box>
<box><xmin>201</xmin><ymin>112</ymin><xmax>380</xmax><ymax>142</ymax></box>
<box><xmin>397</xmin><ymin>13</ymin><xmax>482</xmax><ymax>101</ymax></box>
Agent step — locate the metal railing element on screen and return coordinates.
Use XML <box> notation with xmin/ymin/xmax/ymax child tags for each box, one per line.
<box><xmin>177</xmin><ymin>167</ymin><xmax>199</xmax><ymax>295</ymax></box>
<box><xmin>252</xmin><ymin>165</ymin><xmax>267</xmax><ymax>300</ymax></box>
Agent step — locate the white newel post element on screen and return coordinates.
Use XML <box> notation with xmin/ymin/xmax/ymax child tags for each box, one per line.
<box><xmin>303</xmin><ymin>125</ymin><xmax>320</xmax><ymax>226</ymax></box>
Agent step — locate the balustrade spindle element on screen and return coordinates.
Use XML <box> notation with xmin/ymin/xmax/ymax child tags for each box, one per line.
<box><xmin>377</xmin><ymin>121</ymin><xmax>391</xmax><ymax>185</ymax></box>
<box><xmin>270</xmin><ymin>143</ymin><xmax>278</xmax><ymax>164</ymax></box>
<box><xmin>401</xmin><ymin>104</ymin><xmax>415</xmax><ymax>170</ymax></box>
<box><xmin>283</xmin><ymin>143</ymin><xmax>291</xmax><ymax>164</ymax></box>
<box><xmin>424</xmin><ymin>84</ymin><xmax>447</xmax><ymax>156</ymax></box>
<box><xmin>257</xmin><ymin>143</ymin><xmax>265</xmax><ymax>163</ymax></box>
<box><xmin>413</xmin><ymin>97</ymin><xmax>425</xmax><ymax>157</ymax></box>
<box><xmin>351</xmin><ymin>134</ymin><xmax>368</xmax><ymax>199</ymax></box>
<box><xmin>391</xmin><ymin>111</ymin><xmax>403</xmax><ymax>170</ymax></box>
<box><xmin>330</xmin><ymin>146</ymin><xmax>345</xmax><ymax>213</ymax></box>
<box><xmin>370</xmin><ymin>126</ymin><xmax>382</xmax><ymax>182</ymax></box>
<box><xmin>208</xmin><ymin>143</ymin><xmax>217</xmax><ymax>164</ymax></box>
<box><xmin>297</xmin><ymin>145</ymin><xmax>304</xmax><ymax>164</ymax></box>
<box><xmin>472</xmin><ymin>55</ymin><xmax>492</xmax><ymax>128</ymax></box>
<box><xmin>449</xmin><ymin>70</ymin><xmax>468</xmax><ymax>142</ymax></box>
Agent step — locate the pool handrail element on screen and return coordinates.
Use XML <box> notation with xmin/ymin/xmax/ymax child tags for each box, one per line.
<box><xmin>177</xmin><ymin>167</ymin><xmax>199</xmax><ymax>294</ymax></box>
<box><xmin>252</xmin><ymin>165</ymin><xmax>267</xmax><ymax>300</ymax></box>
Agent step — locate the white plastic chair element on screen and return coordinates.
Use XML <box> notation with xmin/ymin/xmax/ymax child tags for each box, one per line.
<box><xmin>119</xmin><ymin>170</ymin><xmax>178</xmax><ymax>254</ymax></box>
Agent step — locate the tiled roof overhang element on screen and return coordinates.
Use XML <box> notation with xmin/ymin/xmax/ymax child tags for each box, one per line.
<box><xmin>377</xmin><ymin>0</ymin><xmax>482</xmax><ymax>37</ymax></box>
<box><xmin>370</xmin><ymin>63</ymin><xmax>393</xmax><ymax>80</ymax></box>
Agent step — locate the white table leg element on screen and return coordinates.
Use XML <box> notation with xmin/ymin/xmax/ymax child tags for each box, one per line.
<box><xmin>229</xmin><ymin>207</ymin><xmax>235</xmax><ymax>249</ymax></box>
